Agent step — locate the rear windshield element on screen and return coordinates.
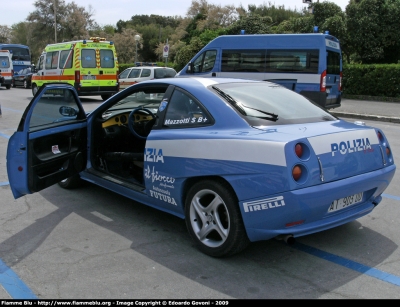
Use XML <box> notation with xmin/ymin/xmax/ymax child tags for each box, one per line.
<box><xmin>327</xmin><ymin>50</ymin><xmax>341</xmax><ymax>75</ymax></box>
<box><xmin>100</xmin><ymin>49</ymin><xmax>115</xmax><ymax>68</ymax></box>
<box><xmin>210</xmin><ymin>82</ymin><xmax>336</xmax><ymax>125</ymax></box>
<box><xmin>0</xmin><ymin>56</ymin><xmax>10</xmax><ymax>68</ymax></box>
<box><xmin>82</xmin><ymin>49</ymin><xmax>97</xmax><ymax>68</ymax></box>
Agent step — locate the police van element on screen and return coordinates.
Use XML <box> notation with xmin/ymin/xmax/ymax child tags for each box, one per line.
<box><xmin>0</xmin><ymin>50</ymin><xmax>13</xmax><ymax>89</ymax></box>
<box><xmin>32</xmin><ymin>37</ymin><xmax>119</xmax><ymax>100</ymax></box>
<box><xmin>177</xmin><ymin>32</ymin><xmax>343</xmax><ymax>109</ymax></box>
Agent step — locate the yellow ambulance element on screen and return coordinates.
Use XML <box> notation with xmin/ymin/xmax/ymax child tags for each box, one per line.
<box><xmin>32</xmin><ymin>37</ymin><xmax>119</xmax><ymax>100</ymax></box>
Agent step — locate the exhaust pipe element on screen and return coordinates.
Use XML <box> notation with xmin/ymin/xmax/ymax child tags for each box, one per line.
<box><xmin>275</xmin><ymin>234</ymin><xmax>296</xmax><ymax>245</ymax></box>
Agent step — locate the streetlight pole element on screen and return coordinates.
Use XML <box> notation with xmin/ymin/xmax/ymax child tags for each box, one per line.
<box><xmin>134</xmin><ymin>34</ymin><xmax>140</xmax><ymax>65</ymax></box>
<box><xmin>53</xmin><ymin>0</ymin><xmax>57</xmax><ymax>43</ymax></box>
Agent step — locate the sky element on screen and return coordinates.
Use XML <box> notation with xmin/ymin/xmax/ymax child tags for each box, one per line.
<box><xmin>3</xmin><ymin>0</ymin><xmax>350</xmax><ymax>27</ymax></box>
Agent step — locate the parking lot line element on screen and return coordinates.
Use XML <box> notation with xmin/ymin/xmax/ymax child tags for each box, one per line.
<box><xmin>292</xmin><ymin>242</ymin><xmax>400</xmax><ymax>287</ymax></box>
<box><xmin>0</xmin><ymin>259</ymin><xmax>37</xmax><ymax>299</ymax></box>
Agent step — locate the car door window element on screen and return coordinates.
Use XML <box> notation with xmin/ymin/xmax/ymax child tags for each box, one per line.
<box><xmin>141</xmin><ymin>69</ymin><xmax>151</xmax><ymax>78</ymax></box>
<box><xmin>29</xmin><ymin>88</ymin><xmax>82</xmax><ymax>129</ymax></box>
<box><xmin>128</xmin><ymin>69</ymin><xmax>141</xmax><ymax>78</ymax></box>
<box><xmin>163</xmin><ymin>90</ymin><xmax>213</xmax><ymax>128</ymax></box>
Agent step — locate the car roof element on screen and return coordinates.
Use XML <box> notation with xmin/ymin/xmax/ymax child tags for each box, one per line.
<box><xmin>143</xmin><ymin>77</ymin><xmax>260</xmax><ymax>87</ymax></box>
<box><xmin>127</xmin><ymin>66</ymin><xmax>175</xmax><ymax>69</ymax></box>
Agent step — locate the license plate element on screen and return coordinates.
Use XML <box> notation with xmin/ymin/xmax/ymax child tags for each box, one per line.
<box><xmin>328</xmin><ymin>192</ymin><xmax>363</xmax><ymax>213</ymax></box>
<box><xmin>83</xmin><ymin>75</ymin><xmax>96</xmax><ymax>80</ymax></box>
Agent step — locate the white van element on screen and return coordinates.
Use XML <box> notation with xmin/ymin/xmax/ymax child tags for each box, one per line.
<box><xmin>119</xmin><ymin>66</ymin><xmax>177</xmax><ymax>89</ymax></box>
<box><xmin>0</xmin><ymin>50</ymin><xmax>13</xmax><ymax>89</ymax></box>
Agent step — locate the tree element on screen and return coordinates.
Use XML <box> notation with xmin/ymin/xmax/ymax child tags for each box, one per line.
<box><xmin>0</xmin><ymin>25</ymin><xmax>12</xmax><ymax>43</ymax></box>
<box><xmin>27</xmin><ymin>0</ymin><xmax>97</xmax><ymax>60</ymax></box>
<box><xmin>112</xmin><ymin>28</ymin><xmax>139</xmax><ymax>64</ymax></box>
<box><xmin>346</xmin><ymin>0</ymin><xmax>400</xmax><ymax>63</ymax></box>
<box><xmin>227</xmin><ymin>15</ymin><xmax>274</xmax><ymax>34</ymax></box>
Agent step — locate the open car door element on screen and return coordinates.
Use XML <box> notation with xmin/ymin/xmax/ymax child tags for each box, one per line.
<box><xmin>7</xmin><ymin>84</ymin><xmax>87</xmax><ymax>199</ymax></box>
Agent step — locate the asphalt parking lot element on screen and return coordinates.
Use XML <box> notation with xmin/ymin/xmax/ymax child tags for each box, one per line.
<box><xmin>0</xmin><ymin>88</ymin><xmax>399</xmax><ymax>299</ymax></box>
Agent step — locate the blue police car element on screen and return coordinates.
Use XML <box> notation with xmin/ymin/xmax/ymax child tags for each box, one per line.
<box><xmin>6</xmin><ymin>78</ymin><xmax>396</xmax><ymax>257</ymax></box>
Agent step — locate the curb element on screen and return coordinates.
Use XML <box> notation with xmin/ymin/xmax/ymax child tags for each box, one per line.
<box><xmin>330</xmin><ymin>111</ymin><xmax>400</xmax><ymax>124</ymax></box>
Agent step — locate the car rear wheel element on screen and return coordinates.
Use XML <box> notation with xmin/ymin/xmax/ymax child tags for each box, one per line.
<box><xmin>101</xmin><ymin>94</ymin><xmax>111</xmax><ymax>100</ymax></box>
<box><xmin>12</xmin><ymin>80</ymin><xmax>16</xmax><ymax>88</ymax></box>
<box><xmin>58</xmin><ymin>174</ymin><xmax>82</xmax><ymax>189</ymax></box>
<box><xmin>185</xmin><ymin>179</ymin><xmax>249</xmax><ymax>257</ymax></box>
<box><xmin>5</xmin><ymin>84</ymin><xmax>11</xmax><ymax>89</ymax></box>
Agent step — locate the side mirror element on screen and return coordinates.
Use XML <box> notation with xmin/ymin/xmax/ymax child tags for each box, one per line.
<box><xmin>187</xmin><ymin>62</ymin><xmax>193</xmax><ymax>74</ymax></box>
<box><xmin>59</xmin><ymin>106</ymin><xmax>78</xmax><ymax>117</ymax></box>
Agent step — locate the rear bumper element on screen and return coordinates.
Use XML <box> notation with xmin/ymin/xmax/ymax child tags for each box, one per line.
<box><xmin>73</xmin><ymin>84</ymin><xmax>119</xmax><ymax>96</ymax></box>
<box><xmin>240</xmin><ymin>164</ymin><xmax>396</xmax><ymax>242</ymax></box>
<box><xmin>1</xmin><ymin>77</ymin><xmax>12</xmax><ymax>85</ymax></box>
<box><xmin>301</xmin><ymin>90</ymin><xmax>341</xmax><ymax>109</ymax></box>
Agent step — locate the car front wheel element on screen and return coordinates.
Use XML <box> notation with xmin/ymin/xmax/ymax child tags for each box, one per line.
<box><xmin>185</xmin><ymin>179</ymin><xmax>249</xmax><ymax>257</ymax></box>
<box><xmin>32</xmin><ymin>84</ymin><xmax>38</xmax><ymax>96</ymax></box>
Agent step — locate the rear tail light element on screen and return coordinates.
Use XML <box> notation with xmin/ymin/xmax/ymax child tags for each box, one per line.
<box><xmin>74</xmin><ymin>71</ymin><xmax>80</xmax><ymax>83</ymax></box>
<box><xmin>320</xmin><ymin>70</ymin><xmax>326</xmax><ymax>92</ymax></box>
<box><xmin>295</xmin><ymin>143</ymin><xmax>303</xmax><ymax>158</ymax></box>
<box><xmin>292</xmin><ymin>165</ymin><xmax>302</xmax><ymax>181</ymax></box>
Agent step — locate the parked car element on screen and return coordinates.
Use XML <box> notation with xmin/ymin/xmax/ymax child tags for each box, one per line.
<box><xmin>6</xmin><ymin>78</ymin><xmax>396</xmax><ymax>257</ymax></box>
<box><xmin>12</xmin><ymin>67</ymin><xmax>33</xmax><ymax>89</ymax></box>
<box><xmin>119</xmin><ymin>66</ymin><xmax>177</xmax><ymax>89</ymax></box>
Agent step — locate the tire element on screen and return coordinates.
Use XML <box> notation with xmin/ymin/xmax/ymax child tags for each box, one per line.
<box><xmin>12</xmin><ymin>80</ymin><xmax>16</xmax><ymax>88</ymax></box>
<box><xmin>5</xmin><ymin>84</ymin><xmax>11</xmax><ymax>89</ymax></box>
<box><xmin>101</xmin><ymin>94</ymin><xmax>111</xmax><ymax>101</ymax></box>
<box><xmin>185</xmin><ymin>179</ymin><xmax>250</xmax><ymax>257</ymax></box>
<box><xmin>58</xmin><ymin>174</ymin><xmax>82</xmax><ymax>189</ymax></box>
<box><xmin>32</xmin><ymin>84</ymin><xmax>38</xmax><ymax>96</ymax></box>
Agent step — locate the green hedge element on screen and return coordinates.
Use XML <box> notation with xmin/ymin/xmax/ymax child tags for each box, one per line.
<box><xmin>343</xmin><ymin>64</ymin><xmax>400</xmax><ymax>98</ymax></box>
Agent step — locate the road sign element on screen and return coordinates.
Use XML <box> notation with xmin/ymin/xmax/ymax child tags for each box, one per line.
<box><xmin>163</xmin><ymin>44</ymin><xmax>169</xmax><ymax>58</ymax></box>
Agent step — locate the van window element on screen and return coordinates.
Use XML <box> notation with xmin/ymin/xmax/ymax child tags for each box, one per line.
<box><xmin>100</xmin><ymin>49</ymin><xmax>114</xmax><ymax>68</ymax></box>
<box><xmin>59</xmin><ymin>50</ymin><xmax>73</xmax><ymax>69</ymax></box>
<box><xmin>267</xmin><ymin>49</ymin><xmax>319</xmax><ymax>73</ymax></box>
<box><xmin>327</xmin><ymin>50</ymin><xmax>340</xmax><ymax>75</ymax></box>
<box><xmin>0</xmin><ymin>56</ymin><xmax>10</xmax><ymax>68</ymax></box>
<box><xmin>221</xmin><ymin>50</ymin><xmax>265</xmax><ymax>72</ymax></box>
<box><xmin>82</xmin><ymin>49</ymin><xmax>96</xmax><ymax>68</ymax></box>
<box><xmin>192</xmin><ymin>50</ymin><xmax>217</xmax><ymax>73</ymax></box>
<box><xmin>45</xmin><ymin>51</ymin><xmax>59</xmax><ymax>69</ymax></box>
<box><xmin>37</xmin><ymin>55</ymin><xmax>44</xmax><ymax>70</ymax></box>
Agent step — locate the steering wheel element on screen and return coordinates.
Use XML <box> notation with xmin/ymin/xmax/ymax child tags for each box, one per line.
<box><xmin>128</xmin><ymin>108</ymin><xmax>156</xmax><ymax>140</ymax></box>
